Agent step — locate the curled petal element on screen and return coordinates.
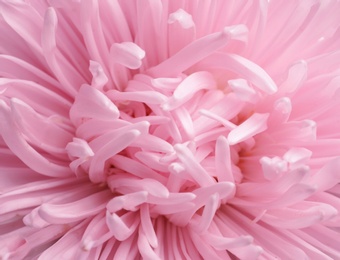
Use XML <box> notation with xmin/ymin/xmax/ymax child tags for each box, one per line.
<box><xmin>110</xmin><ymin>42</ymin><xmax>145</xmax><ymax>69</ymax></box>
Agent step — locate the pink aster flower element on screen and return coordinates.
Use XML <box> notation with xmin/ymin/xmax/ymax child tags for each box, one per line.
<box><xmin>1</xmin><ymin>0</ymin><xmax>340</xmax><ymax>259</ymax></box>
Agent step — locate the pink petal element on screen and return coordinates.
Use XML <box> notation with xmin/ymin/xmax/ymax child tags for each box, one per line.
<box><xmin>148</xmin><ymin>25</ymin><xmax>248</xmax><ymax>77</ymax></box>
<box><xmin>106</xmin><ymin>191</ymin><xmax>148</xmax><ymax>213</ymax></box>
<box><xmin>89</xmin><ymin>60</ymin><xmax>108</xmax><ymax>89</ymax></box>
<box><xmin>228</xmin><ymin>113</ymin><xmax>269</xmax><ymax>145</ymax></box>
<box><xmin>0</xmin><ymin>100</ymin><xmax>72</xmax><ymax>177</ymax></box>
<box><xmin>215</xmin><ymin>136</ymin><xmax>234</xmax><ymax>182</ymax></box>
<box><xmin>167</xmin><ymin>9</ymin><xmax>196</xmax><ymax>56</ymax></box>
<box><xmin>106</xmin><ymin>211</ymin><xmax>139</xmax><ymax>241</ymax></box>
<box><xmin>140</xmin><ymin>204</ymin><xmax>158</xmax><ymax>248</ymax></box>
<box><xmin>38</xmin><ymin>190</ymin><xmax>111</xmax><ymax>224</ymax></box>
<box><xmin>162</xmin><ymin>71</ymin><xmax>216</xmax><ymax>110</ymax></box>
<box><xmin>88</xmin><ymin>129</ymin><xmax>142</xmax><ymax>183</ymax></box>
<box><xmin>110</xmin><ymin>42</ymin><xmax>145</xmax><ymax>69</ymax></box>
<box><xmin>70</xmin><ymin>84</ymin><xmax>119</xmax><ymax>126</ymax></box>
<box><xmin>174</xmin><ymin>143</ymin><xmax>215</xmax><ymax>187</ymax></box>
<box><xmin>137</xmin><ymin>226</ymin><xmax>161</xmax><ymax>260</ymax></box>
<box><xmin>198</xmin><ymin>53</ymin><xmax>277</xmax><ymax>94</ymax></box>
<box><xmin>310</xmin><ymin>157</ymin><xmax>340</xmax><ymax>191</ymax></box>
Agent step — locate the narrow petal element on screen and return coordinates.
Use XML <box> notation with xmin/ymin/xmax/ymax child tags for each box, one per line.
<box><xmin>70</xmin><ymin>84</ymin><xmax>119</xmax><ymax>126</ymax></box>
<box><xmin>0</xmin><ymin>100</ymin><xmax>72</xmax><ymax>177</ymax></box>
<box><xmin>198</xmin><ymin>53</ymin><xmax>277</xmax><ymax>94</ymax></box>
<box><xmin>110</xmin><ymin>42</ymin><xmax>145</xmax><ymax>69</ymax></box>
<box><xmin>148</xmin><ymin>25</ymin><xmax>248</xmax><ymax>77</ymax></box>
<box><xmin>140</xmin><ymin>204</ymin><xmax>158</xmax><ymax>248</ymax></box>
<box><xmin>38</xmin><ymin>190</ymin><xmax>111</xmax><ymax>224</ymax></box>
<box><xmin>162</xmin><ymin>71</ymin><xmax>216</xmax><ymax>111</ymax></box>
<box><xmin>228</xmin><ymin>113</ymin><xmax>269</xmax><ymax>145</ymax></box>
<box><xmin>174</xmin><ymin>143</ymin><xmax>215</xmax><ymax>187</ymax></box>
<box><xmin>106</xmin><ymin>211</ymin><xmax>139</xmax><ymax>241</ymax></box>
<box><xmin>88</xmin><ymin>129</ymin><xmax>142</xmax><ymax>183</ymax></box>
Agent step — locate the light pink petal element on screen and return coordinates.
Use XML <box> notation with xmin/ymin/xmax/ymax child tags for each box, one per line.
<box><xmin>23</xmin><ymin>207</ymin><xmax>50</xmax><ymax>228</ymax></box>
<box><xmin>199</xmin><ymin>109</ymin><xmax>237</xmax><ymax>131</ymax></box>
<box><xmin>152</xmin><ymin>202</ymin><xmax>196</xmax><ymax>216</ymax></box>
<box><xmin>140</xmin><ymin>204</ymin><xmax>158</xmax><ymax>248</ymax></box>
<box><xmin>0</xmin><ymin>78</ymin><xmax>71</xmax><ymax>117</ymax></box>
<box><xmin>1</xmin><ymin>1</ymin><xmax>340</xmax><ymax>259</ymax></box>
<box><xmin>205</xmin><ymin>234</ymin><xmax>253</xmax><ymax>250</ymax></box>
<box><xmin>10</xmin><ymin>98</ymin><xmax>72</xmax><ymax>157</ymax></box>
<box><xmin>75</xmin><ymin>118</ymin><xmax>130</xmax><ymax>141</ymax></box>
<box><xmin>0</xmin><ymin>100</ymin><xmax>72</xmax><ymax>177</ymax></box>
<box><xmin>88</xmin><ymin>121</ymin><xmax>149</xmax><ymax>152</ymax></box>
<box><xmin>271</xmin><ymin>119</ymin><xmax>317</xmax><ymax>142</ymax></box>
<box><xmin>148</xmin><ymin>25</ymin><xmax>248</xmax><ymax>77</ymax></box>
<box><xmin>0</xmin><ymin>193</ymin><xmax>45</xmax><ymax>216</ymax></box>
<box><xmin>196</xmin><ymin>193</ymin><xmax>220</xmax><ymax>233</ymax></box>
<box><xmin>22</xmin><ymin>225</ymin><xmax>68</xmax><ymax>259</ymax></box>
<box><xmin>268</xmin><ymin>97</ymin><xmax>292</xmax><ymax>127</ymax></box>
<box><xmin>147</xmin><ymin>192</ymin><xmax>196</xmax><ymax>205</ymax></box>
<box><xmin>137</xmin><ymin>226</ymin><xmax>161</xmax><ymax>260</ymax></box>
<box><xmin>133</xmin><ymin>134</ymin><xmax>175</xmax><ymax>153</ymax></box>
<box><xmin>134</xmin><ymin>151</ymin><xmax>170</xmax><ymax>172</ymax></box>
<box><xmin>106</xmin><ymin>211</ymin><xmax>139</xmax><ymax>241</ymax></box>
<box><xmin>89</xmin><ymin>129</ymin><xmax>141</xmax><ymax>183</ymax></box>
<box><xmin>228</xmin><ymin>78</ymin><xmax>259</xmax><ymax>103</ymax></box>
<box><xmin>229</xmin><ymin>244</ymin><xmax>264</xmax><ymax>260</ymax></box>
<box><xmin>310</xmin><ymin>157</ymin><xmax>340</xmax><ymax>191</ymax></box>
<box><xmin>151</xmin><ymin>76</ymin><xmax>184</xmax><ymax>92</ymax></box>
<box><xmin>98</xmin><ymin>0</ymin><xmax>132</xmax><ymax>43</ymax></box>
<box><xmin>107</xmin><ymin>89</ymin><xmax>167</xmax><ymax>104</ymax></box>
<box><xmin>174</xmin><ymin>143</ymin><xmax>215</xmax><ymax>187</ymax></box>
<box><xmin>81</xmin><ymin>212</ymin><xmax>112</xmax><ymax>251</ymax></box>
<box><xmin>215</xmin><ymin>136</ymin><xmax>234</xmax><ymax>182</ymax></box>
<box><xmin>260</xmin><ymin>156</ymin><xmax>287</xmax><ymax>181</ymax></box>
<box><xmin>194</xmin><ymin>93</ymin><xmax>244</xmax><ymax>135</ymax></box>
<box><xmin>190</xmin><ymin>230</ymin><xmax>231</xmax><ymax>260</ymax></box>
<box><xmin>107</xmin><ymin>176</ymin><xmax>169</xmax><ymax>198</ymax></box>
<box><xmin>237</xmin><ymin>165</ymin><xmax>309</xmax><ymax>199</ymax></box>
<box><xmin>171</xmin><ymin>107</ymin><xmax>195</xmax><ymax>140</ymax></box>
<box><xmin>106</xmin><ymin>191</ymin><xmax>148</xmax><ymax>213</ymax></box>
<box><xmin>220</xmin><ymin>206</ymin><xmax>309</xmax><ymax>259</ymax></box>
<box><xmin>42</xmin><ymin>7</ymin><xmax>83</xmax><ymax>97</ymax></box>
<box><xmin>279</xmin><ymin>60</ymin><xmax>308</xmax><ymax>93</ymax></box>
<box><xmin>133</xmin><ymin>0</ymin><xmax>165</xmax><ymax>68</ymax></box>
<box><xmin>38</xmin><ymin>190</ymin><xmax>111</xmax><ymax>224</ymax></box>
<box><xmin>110</xmin><ymin>155</ymin><xmax>166</xmax><ymax>182</ymax></box>
<box><xmin>228</xmin><ymin>113</ymin><xmax>269</xmax><ymax>145</ymax></box>
<box><xmin>162</xmin><ymin>71</ymin><xmax>216</xmax><ymax>110</ymax></box>
<box><xmin>37</xmin><ymin>224</ymin><xmax>85</xmax><ymax>260</ymax></box>
<box><xmin>262</xmin><ymin>202</ymin><xmax>338</xmax><ymax>229</ymax></box>
<box><xmin>79</xmin><ymin>0</ymin><xmax>109</xmax><ymax>66</ymax></box>
<box><xmin>110</xmin><ymin>234</ymin><xmax>137</xmax><ymax>260</ymax></box>
<box><xmin>168</xmin><ymin>9</ymin><xmax>196</xmax><ymax>56</ymax></box>
<box><xmin>0</xmin><ymin>1</ymin><xmax>44</xmax><ymax>62</ymax></box>
<box><xmin>89</xmin><ymin>60</ymin><xmax>108</xmax><ymax>90</ymax></box>
<box><xmin>265</xmin><ymin>183</ymin><xmax>317</xmax><ymax>209</ymax></box>
<box><xmin>70</xmin><ymin>84</ymin><xmax>119</xmax><ymax>125</ymax></box>
<box><xmin>292</xmin><ymin>228</ymin><xmax>340</xmax><ymax>259</ymax></box>
<box><xmin>66</xmin><ymin>138</ymin><xmax>94</xmax><ymax>159</ymax></box>
<box><xmin>200</xmin><ymin>53</ymin><xmax>277</xmax><ymax>94</ymax></box>
<box><xmin>169</xmin><ymin>182</ymin><xmax>235</xmax><ymax>226</ymax></box>
<box><xmin>110</xmin><ymin>42</ymin><xmax>145</xmax><ymax>69</ymax></box>
<box><xmin>0</xmin><ymin>235</ymin><xmax>27</xmax><ymax>259</ymax></box>
<box><xmin>283</xmin><ymin>147</ymin><xmax>312</xmax><ymax>169</ymax></box>
<box><xmin>0</xmin><ymin>54</ymin><xmax>61</xmax><ymax>91</ymax></box>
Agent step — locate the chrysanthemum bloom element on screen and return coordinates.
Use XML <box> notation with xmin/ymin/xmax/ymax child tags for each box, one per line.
<box><xmin>1</xmin><ymin>0</ymin><xmax>340</xmax><ymax>259</ymax></box>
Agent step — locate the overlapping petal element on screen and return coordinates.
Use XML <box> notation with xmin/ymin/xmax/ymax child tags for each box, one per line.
<box><xmin>1</xmin><ymin>0</ymin><xmax>340</xmax><ymax>259</ymax></box>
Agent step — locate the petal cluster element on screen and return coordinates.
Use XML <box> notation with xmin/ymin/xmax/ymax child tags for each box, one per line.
<box><xmin>1</xmin><ymin>0</ymin><xmax>340</xmax><ymax>259</ymax></box>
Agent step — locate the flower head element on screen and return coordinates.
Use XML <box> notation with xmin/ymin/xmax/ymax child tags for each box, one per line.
<box><xmin>1</xmin><ymin>0</ymin><xmax>340</xmax><ymax>259</ymax></box>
